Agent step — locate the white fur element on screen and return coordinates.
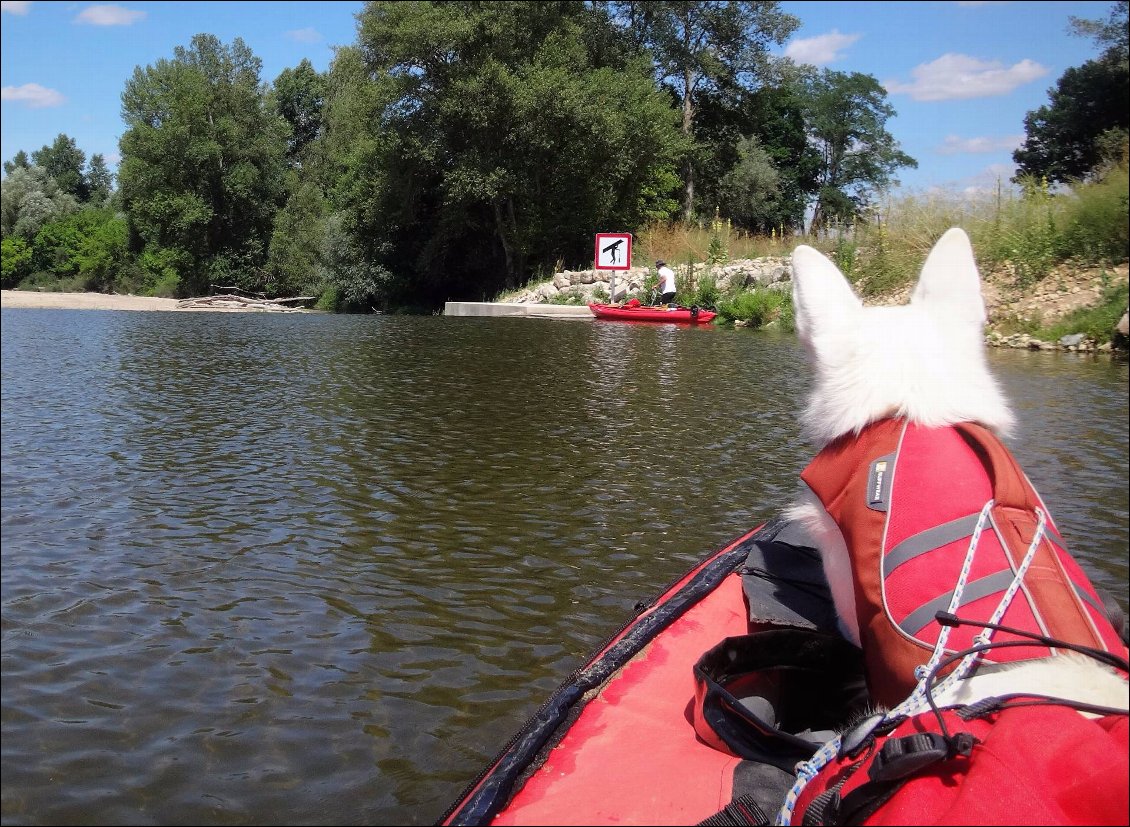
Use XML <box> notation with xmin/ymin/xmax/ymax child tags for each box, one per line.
<box><xmin>939</xmin><ymin>653</ymin><xmax>1129</xmax><ymax>713</ymax></box>
<box><xmin>788</xmin><ymin>229</ymin><xmax>1127</xmax><ymax>709</ymax></box>
<box><xmin>791</xmin><ymin>228</ymin><xmax>1014</xmax><ymax>448</ymax></box>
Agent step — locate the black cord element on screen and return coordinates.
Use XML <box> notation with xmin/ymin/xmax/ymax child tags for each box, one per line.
<box><xmin>921</xmin><ymin>611</ymin><xmax>1130</xmax><ymax>739</ymax></box>
<box><xmin>934</xmin><ymin>611</ymin><xmax>1129</xmax><ymax>672</ymax></box>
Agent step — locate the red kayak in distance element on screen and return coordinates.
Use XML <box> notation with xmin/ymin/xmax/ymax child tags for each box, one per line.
<box><xmin>588</xmin><ymin>301</ymin><xmax>717</xmax><ymax>324</ymax></box>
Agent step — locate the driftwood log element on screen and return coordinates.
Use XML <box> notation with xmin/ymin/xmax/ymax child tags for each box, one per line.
<box><xmin>176</xmin><ymin>294</ymin><xmax>316</xmax><ymax>312</ymax></box>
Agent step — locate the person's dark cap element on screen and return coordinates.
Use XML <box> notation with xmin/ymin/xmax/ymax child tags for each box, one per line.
<box><xmin>656</xmin><ymin>260</ymin><xmax>666</xmax><ymax>267</ymax></box>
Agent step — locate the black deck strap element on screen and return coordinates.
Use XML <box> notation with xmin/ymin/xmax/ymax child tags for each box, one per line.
<box><xmin>799</xmin><ymin>748</ymin><xmax>872</xmax><ymax>826</ymax></box>
<box><xmin>696</xmin><ymin>794</ymin><xmax>771</xmax><ymax>826</ymax></box>
<box><xmin>727</xmin><ymin>759</ymin><xmax>801</xmax><ymax>821</ymax></box>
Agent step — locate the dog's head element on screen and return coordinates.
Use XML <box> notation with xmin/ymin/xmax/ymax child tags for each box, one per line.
<box><xmin>790</xmin><ymin>228</ymin><xmax>1014</xmax><ymax>447</ymax></box>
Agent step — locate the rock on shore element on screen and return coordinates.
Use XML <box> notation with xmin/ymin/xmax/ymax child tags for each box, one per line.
<box><xmin>501</xmin><ymin>258</ymin><xmax>1129</xmax><ymax>353</ymax></box>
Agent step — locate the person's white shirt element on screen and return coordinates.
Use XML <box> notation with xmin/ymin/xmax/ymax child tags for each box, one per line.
<box><xmin>657</xmin><ymin>264</ymin><xmax>676</xmax><ymax>295</ymax></box>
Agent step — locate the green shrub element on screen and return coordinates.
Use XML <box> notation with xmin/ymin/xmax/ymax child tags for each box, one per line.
<box><xmin>682</xmin><ymin>274</ymin><xmax>721</xmax><ymax>309</ymax></box>
<box><xmin>715</xmin><ymin>287</ymin><xmax>790</xmax><ymax>327</ymax></box>
<box><xmin>547</xmin><ymin>289</ymin><xmax>586</xmax><ymax>305</ymax></box>
<box><xmin>315</xmin><ymin>286</ymin><xmax>340</xmax><ymax>312</ymax></box>
<box><xmin>1</xmin><ymin>236</ymin><xmax>33</xmax><ymax>288</ymax></box>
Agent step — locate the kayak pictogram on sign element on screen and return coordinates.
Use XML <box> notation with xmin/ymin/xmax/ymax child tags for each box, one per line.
<box><xmin>594</xmin><ymin>233</ymin><xmax>632</xmax><ymax>271</ymax></box>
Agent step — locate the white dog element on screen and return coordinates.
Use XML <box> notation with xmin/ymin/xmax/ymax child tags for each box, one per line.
<box><xmin>785</xmin><ymin>228</ymin><xmax>1127</xmax><ymax>711</ymax></box>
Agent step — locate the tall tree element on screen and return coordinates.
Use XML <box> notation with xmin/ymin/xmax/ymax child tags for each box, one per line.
<box><xmin>612</xmin><ymin>0</ymin><xmax>799</xmax><ymax>221</ymax></box>
<box><xmin>802</xmin><ymin>69</ymin><xmax>916</xmax><ymax>231</ymax></box>
<box><xmin>271</xmin><ymin>58</ymin><xmax>328</xmax><ymax>166</ymax></box>
<box><xmin>86</xmin><ymin>154</ymin><xmax>113</xmax><ymax>207</ymax></box>
<box><xmin>118</xmin><ymin>34</ymin><xmax>288</xmax><ymax>296</ymax></box>
<box><xmin>340</xmin><ymin>0</ymin><xmax>685</xmax><ymax>307</ymax></box>
<box><xmin>3</xmin><ymin>151</ymin><xmax>31</xmax><ymax>176</ymax></box>
<box><xmin>32</xmin><ymin>134</ymin><xmax>89</xmax><ymax>202</ymax></box>
<box><xmin>1069</xmin><ymin>0</ymin><xmax>1128</xmax><ymax>63</ymax></box>
<box><xmin>1014</xmin><ymin>1</ymin><xmax>1129</xmax><ymax>183</ymax></box>
<box><xmin>692</xmin><ymin>76</ymin><xmax>820</xmax><ymax>231</ymax></box>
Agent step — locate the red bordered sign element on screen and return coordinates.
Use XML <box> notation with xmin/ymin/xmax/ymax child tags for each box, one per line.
<box><xmin>594</xmin><ymin>233</ymin><xmax>632</xmax><ymax>271</ymax></box>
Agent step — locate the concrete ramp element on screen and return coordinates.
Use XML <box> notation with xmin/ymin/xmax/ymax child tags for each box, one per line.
<box><xmin>444</xmin><ymin>302</ymin><xmax>593</xmax><ymax>320</ymax></box>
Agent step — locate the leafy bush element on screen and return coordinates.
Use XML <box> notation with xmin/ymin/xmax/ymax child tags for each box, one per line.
<box><xmin>715</xmin><ymin>287</ymin><xmax>791</xmax><ymax>327</ymax></box>
<box><xmin>1</xmin><ymin>236</ymin><xmax>33</xmax><ymax>288</ymax></box>
<box><xmin>547</xmin><ymin>289</ymin><xmax>587</xmax><ymax>305</ymax></box>
<box><xmin>682</xmin><ymin>274</ymin><xmax>722</xmax><ymax>310</ymax></box>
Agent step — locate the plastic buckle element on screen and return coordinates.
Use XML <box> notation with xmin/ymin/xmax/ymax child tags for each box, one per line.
<box><xmin>868</xmin><ymin>732</ymin><xmax>950</xmax><ymax>782</ymax></box>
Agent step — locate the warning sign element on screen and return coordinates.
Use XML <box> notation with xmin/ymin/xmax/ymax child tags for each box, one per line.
<box><xmin>594</xmin><ymin>233</ymin><xmax>632</xmax><ymax>271</ymax></box>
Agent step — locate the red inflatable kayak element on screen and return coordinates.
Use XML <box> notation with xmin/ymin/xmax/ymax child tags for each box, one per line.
<box><xmin>437</xmin><ymin>519</ymin><xmax>865</xmax><ymax>826</ymax></box>
<box><xmin>436</xmin><ymin>517</ymin><xmax>1129</xmax><ymax>826</ymax></box>
<box><xmin>588</xmin><ymin>302</ymin><xmax>717</xmax><ymax>324</ymax></box>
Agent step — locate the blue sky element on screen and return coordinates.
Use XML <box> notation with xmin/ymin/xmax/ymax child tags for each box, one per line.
<box><xmin>0</xmin><ymin>0</ymin><xmax>1117</xmax><ymax>196</ymax></box>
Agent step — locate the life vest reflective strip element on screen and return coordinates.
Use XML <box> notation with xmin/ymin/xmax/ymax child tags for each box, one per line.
<box><xmin>801</xmin><ymin>419</ymin><xmax>1125</xmax><ymax>708</ymax></box>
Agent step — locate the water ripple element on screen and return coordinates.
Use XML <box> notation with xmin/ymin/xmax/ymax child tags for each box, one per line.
<box><xmin>2</xmin><ymin>309</ymin><xmax>1126</xmax><ymax>825</ymax></box>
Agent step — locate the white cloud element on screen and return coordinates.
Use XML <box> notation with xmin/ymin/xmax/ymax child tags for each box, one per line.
<box><xmin>884</xmin><ymin>53</ymin><xmax>1047</xmax><ymax>101</ymax></box>
<box><xmin>74</xmin><ymin>4</ymin><xmax>146</xmax><ymax>26</ymax></box>
<box><xmin>785</xmin><ymin>29</ymin><xmax>861</xmax><ymax>66</ymax></box>
<box><xmin>287</xmin><ymin>27</ymin><xmax>322</xmax><ymax>44</ymax></box>
<box><xmin>938</xmin><ymin>134</ymin><xmax>1025</xmax><ymax>155</ymax></box>
<box><xmin>1</xmin><ymin>1</ymin><xmax>32</xmax><ymax>15</ymax></box>
<box><xmin>1</xmin><ymin>82</ymin><xmax>66</xmax><ymax>108</ymax></box>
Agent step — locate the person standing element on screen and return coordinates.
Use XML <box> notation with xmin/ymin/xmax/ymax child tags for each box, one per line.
<box><xmin>655</xmin><ymin>260</ymin><xmax>677</xmax><ymax>306</ymax></box>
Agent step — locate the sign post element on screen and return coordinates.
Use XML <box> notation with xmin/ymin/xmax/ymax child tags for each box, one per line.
<box><xmin>594</xmin><ymin>233</ymin><xmax>632</xmax><ymax>304</ymax></box>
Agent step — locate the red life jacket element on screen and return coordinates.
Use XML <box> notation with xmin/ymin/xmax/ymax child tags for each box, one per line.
<box><xmin>792</xmin><ymin>703</ymin><xmax>1129</xmax><ymax>825</ymax></box>
<box><xmin>800</xmin><ymin>419</ymin><xmax>1126</xmax><ymax>708</ymax></box>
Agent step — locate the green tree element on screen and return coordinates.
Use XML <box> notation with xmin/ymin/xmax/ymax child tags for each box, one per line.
<box><xmin>86</xmin><ymin>154</ymin><xmax>113</xmax><ymax>207</ymax></box>
<box><xmin>802</xmin><ymin>69</ymin><xmax>916</xmax><ymax>231</ymax></box>
<box><xmin>719</xmin><ymin>136</ymin><xmax>782</xmax><ymax>231</ymax></box>
<box><xmin>1</xmin><ymin>235</ymin><xmax>33</xmax><ymax>287</ymax></box>
<box><xmin>32</xmin><ymin>134</ymin><xmax>89</xmax><ymax>202</ymax></box>
<box><xmin>692</xmin><ymin>75</ymin><xmax>820</xmax><ymax>231</ymax></box>
<box><xmin>271</xmin><ymin>58</ymin><xmax>328</xmax><ymax>166</ymax></box>
<box><xmin>73</xmin><ymin>211</ymin><xmax>130</xmax><ymax>291</ymax></box>
<box><xmin>1069</xmin><ymin>0</ymin><xmax>1128</xmax><ymax>62</ymax></box>
<box><xmin>340</xmin><ymin>0</ymin><xmax>684</xmax><ymax>307</ymax></box>
<box><xmin>3</xmin><ymin>151</ymin><xmax>31</xmax><ymax>176</ymax></box>
<box><xmin>118</xmin><ymin>33</ymin><xmax>288</xmax><ymax>296</ymax></box>
<box><xmin>1014</xmin><ymin>2</ymin><xmax>1129</xmax><ymax>183</ymax></box>
<box><xmin>612</xmin><ymin>0</ymin><xmax>799</xmax><ymax>221</ymax></box>
<box><xmin>1</xmin><ymin>165</ymin><xmax>80</xmax><ymax>240</ymax></box>
<box><xmin>266</xmin><ymin>174</ymin><xmax>330</xmax><ymax>296</ymax></box>
<box><xmin>27</xmin><ymin>207</ymin><xmax>126</xmax><ymax>290</ymax></box>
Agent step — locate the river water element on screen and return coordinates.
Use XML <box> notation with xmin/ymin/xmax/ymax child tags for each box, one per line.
<box><xmin>2</xmin><ymin>309</ymin><xmax>1126</xmax><ymax>826</ymax></box>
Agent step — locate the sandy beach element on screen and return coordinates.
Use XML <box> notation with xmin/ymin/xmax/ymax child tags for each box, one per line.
<box><xmin>0</xmin><ymin>290</ymin><xmax>317</xmax><ymax>313</ymax></box>
<box><xmin>2</xmin><ymin>290</ymin><xmax>184</xmax><ymax>312</ymax></box>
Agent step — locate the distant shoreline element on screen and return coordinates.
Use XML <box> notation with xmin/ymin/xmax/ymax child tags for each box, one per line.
<box><xmin>2</xmin><ymin>290</ymin><xmax>183</xmax><ymax>312</ymax></box>
<box><xmin>0</xmin><ymin>290</ymin><xmax>307</xmax><ymax>313</ymax></box>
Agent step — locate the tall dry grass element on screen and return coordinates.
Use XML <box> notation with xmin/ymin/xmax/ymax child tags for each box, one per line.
<box><xmin>641</xmin><ymin>158</ymin><xmax>1128</xmax><ymax>300</ymax></box>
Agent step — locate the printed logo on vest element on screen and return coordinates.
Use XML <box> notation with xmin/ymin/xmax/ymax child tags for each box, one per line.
<box><xmin>867</xmin><ymin>454</ymin><xmax>894</xmax><ymax>511</ymax></box>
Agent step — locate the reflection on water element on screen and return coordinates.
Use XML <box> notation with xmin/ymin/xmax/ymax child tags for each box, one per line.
<box><xmin>2</xmin><ymin>309</ymin><xmax>1126</xmax><ymax>825</ymax></box>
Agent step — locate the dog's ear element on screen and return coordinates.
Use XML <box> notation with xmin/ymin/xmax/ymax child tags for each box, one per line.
<box><xmin>791</xmin><ymin>244</ymin><xmax>862</xmax><ymax>344</ymax></box>
<box><xmin>910</xmin><ymin>228</ymin><xmax>986</xmax><ymax>326</ymax></box>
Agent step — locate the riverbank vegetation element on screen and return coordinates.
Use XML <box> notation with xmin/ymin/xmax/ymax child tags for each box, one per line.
<box><xmin>2</xmin><ymin>1</ymin><xmax>1127</xmax><ymax>323</ymax></box>
<box><xmin>622</xmin><ymin>153</ymin><xmax>1129</xmax><ymax>343</ymax></box>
